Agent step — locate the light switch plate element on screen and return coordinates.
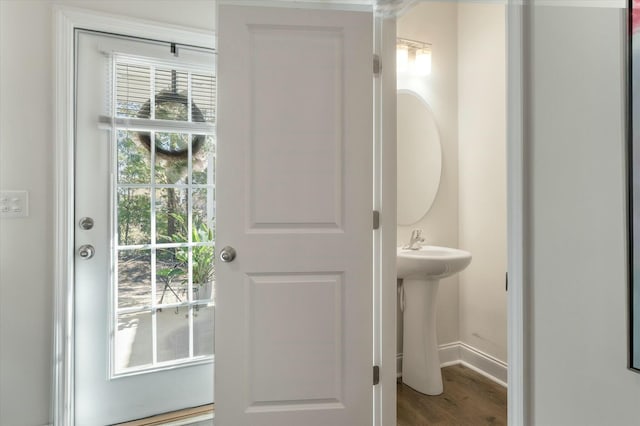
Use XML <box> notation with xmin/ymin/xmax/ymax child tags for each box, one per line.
<box><xmin>0</xmin><ymin>191</ymin><xmax>29</xmax><ymax>218</ymax></box>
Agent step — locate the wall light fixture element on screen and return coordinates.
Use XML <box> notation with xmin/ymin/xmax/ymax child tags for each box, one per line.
<box><xmin>397</xmin><ymin>38</ymin><xmax>432</xmax><ymax>77</ymax></box>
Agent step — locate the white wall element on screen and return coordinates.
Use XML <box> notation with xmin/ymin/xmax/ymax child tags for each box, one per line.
<box><xmin>527</xmin><ymin>5</ymin><xmax>640</xmax><ymax>425</ymax></box>
<box><xmin>397</xmin><ymin>1</ymin><xmax>461</xmax><ymax>352</ymax></box>
<box><xmin>0</xmin><ymin>3</ymin><xmax>53</xmax><ymax>425</ymax></box>
<box><xmin>458</xmin><ymin>3</ymin><xmax>507</xmax><ymax>363</ymax></box>
<box><xmin>0</xmin><ymin>2</ymin><xmax>215</xmax><ymax>425</ymax></box>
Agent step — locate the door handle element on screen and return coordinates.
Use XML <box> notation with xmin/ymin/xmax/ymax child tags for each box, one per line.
<box><xmin>78</xmin><ymin>244</ymin><xmax>95</xmax><ymax>260</ymax></box>
<box><xmin>219</xmin><ymin>246</ymin><xmax>236</xmax><ymax>263</ymax></box>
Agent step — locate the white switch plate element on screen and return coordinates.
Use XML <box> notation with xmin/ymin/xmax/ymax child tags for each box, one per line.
<box><xmin>0</xmin><ymin>190</ymin><xmax>29</xmax><ymax>218</ymax></box>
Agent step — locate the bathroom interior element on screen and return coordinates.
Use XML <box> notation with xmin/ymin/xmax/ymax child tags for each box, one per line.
<box><xmin>395</xmin><ymin>1</ymin><xmax>508</xmax><ymax>423</ymax></box>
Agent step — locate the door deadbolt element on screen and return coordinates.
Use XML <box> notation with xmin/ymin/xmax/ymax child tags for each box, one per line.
<box><xmin>78</xmin><ymin>244</ymin><xmax>95</xmax><ymax>260</ymax></box>
<box><xmin>219</xmin><ymin>246</ymin><xmax>236</xmax><ymax>263</ymax></box>
<box><xmin>79</xmin><ymin>217</ymin><xmax>94</xmax><ymax>230</ymax></box>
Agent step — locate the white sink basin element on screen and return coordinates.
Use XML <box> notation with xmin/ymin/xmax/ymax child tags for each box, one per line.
<box><xmin>397</xmin><ymin>245</ymin><xmax>472</xmax><ymax>280</ymax></box>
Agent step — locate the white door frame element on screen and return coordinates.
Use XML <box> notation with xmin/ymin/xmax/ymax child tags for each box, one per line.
<box><xmin>52</xmin><ymin>2</ymin><xmax>527</xmax><ymax>426</ymax></box>
<box><xmin>506</xmin><ymin>1</ymin><xmax>527</xmax><ymax>425</ymax></box>
<box><xmin>52</xmin><ymin>6</ymin><xmax>215</xmax><ymax>425</ymax></box>
<box><xmin>374</xmin><ymin>11</ymin><xmax>399</xmax><ymax>426</ymax></box>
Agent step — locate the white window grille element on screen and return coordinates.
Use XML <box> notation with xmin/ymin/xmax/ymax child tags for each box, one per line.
<box><xmin>110</xmin><ymin>54</ymin><xmax>216</xmax><ymax>376</ymax></box>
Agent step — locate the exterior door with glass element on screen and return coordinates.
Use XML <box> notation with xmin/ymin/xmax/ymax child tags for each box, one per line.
<box><xmin>74</xmin><ymin>30</ymin><xmax>216</xmax><ymax>425</ymax></box>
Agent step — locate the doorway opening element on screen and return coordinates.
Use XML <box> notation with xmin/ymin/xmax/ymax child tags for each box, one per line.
<box><xmin>395</xmin><ymin>1</ymin><xmax>510</xmax><ymax>424</ymax></box>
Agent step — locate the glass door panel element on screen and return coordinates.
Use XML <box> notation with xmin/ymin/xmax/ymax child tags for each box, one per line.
<box><xmin>113</xmin><ymin>56</ymin><xmax>216</xmax><ymax>376</ymax></box>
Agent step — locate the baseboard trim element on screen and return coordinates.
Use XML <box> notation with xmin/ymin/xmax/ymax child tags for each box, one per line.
<box><xmin>438</xmin><ymin>341</ymin><xmax>461</xmax><ymax>368</ymax></box>
<box><xmin>397</xmin><ymin>341</ymin><xmax>507</xmax><ymax>388</ymax></box>
<box><xmin>458</xmin><ymin>342</ymin><xmax>507</xmax><ymax>387</ymax></box>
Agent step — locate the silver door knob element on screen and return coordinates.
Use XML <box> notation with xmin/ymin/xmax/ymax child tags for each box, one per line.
<box><xmin>78</xmin><ymin>244</ymin><xmax>95</xmax><ymax>260</ymax></box>
<box><xmin>219</xmin><ymin>246</ymin><xmax>236</xmax><ymax>263</ymax></box>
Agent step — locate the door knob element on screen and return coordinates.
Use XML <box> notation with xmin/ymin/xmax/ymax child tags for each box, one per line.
<box><xmin>219</xmin><ymin>246</ymin><xmax>236</xmax><ymax>263</ymax></box>
<box><xmin>78</xmin><ymin>244</ymin><xmax>95</xmax><ymax>260</ymax></box>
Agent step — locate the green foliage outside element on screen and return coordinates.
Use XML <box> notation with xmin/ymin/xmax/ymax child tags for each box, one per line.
<box><xmin>117</xmin><ymin>131</ymin><xmax>215</xmax><ymax>298</ymax></box>
<box><xmin>158</xmin><ymin>213</ymin><xmax>215</xmax><ymax>287</ymax></box>
<box><xmin>117</xmin><ymin>133</ymin><xmax>151</xmax><ymax>247</ymax></box>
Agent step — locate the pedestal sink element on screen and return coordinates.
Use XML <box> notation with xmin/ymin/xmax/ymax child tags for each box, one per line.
<box><xmin>397</xmin><ymin>245</ymin><xmax>472</xmax><ymax>395</ymax></box>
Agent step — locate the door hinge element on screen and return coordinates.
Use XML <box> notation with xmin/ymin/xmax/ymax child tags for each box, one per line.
<box><xmin>373</xmin><ymin>365</ymin><xmax>380</xmax><ymax>385</ymax></box>
<box><xmin>373</xmin><ymin>54</ymin><xmax>381</xmax><ymax>76</ymax></box>
<box><xmin>373</xmin><ymin>210</ymin><xmax>380</xmax><ymax>230</ymax></box>
<box><xmin>505</xmin><ymin>272</ymin><xmax>508</xmax><ymax>292</ymax></box>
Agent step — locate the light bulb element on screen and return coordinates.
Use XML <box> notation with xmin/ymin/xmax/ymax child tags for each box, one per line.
<box><xmin>414</xmin><ymin>49</ymin><xmax>432</xmax><ymax>76</ymax></box>
<box><xmin>397</xmin><ymin>45</ymin><xmax>409</xmax><ymax>73</ymax></box>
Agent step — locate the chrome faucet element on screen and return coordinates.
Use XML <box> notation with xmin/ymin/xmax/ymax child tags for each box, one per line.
<box><xmin>404</xmin><ymin>229</ymin><xmax>425</xmax><ymax>250</ymax></box>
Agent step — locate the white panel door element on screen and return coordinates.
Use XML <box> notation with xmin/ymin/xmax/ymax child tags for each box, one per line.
<box><xmin>74</xmin><ymin>31</ymin><xmax>215</xmax><ymax>425</ymax></box>
<box><xmin>216</xmin><ymin>5</ymin><xmax>373</xmax><ymax>426</ymax></box>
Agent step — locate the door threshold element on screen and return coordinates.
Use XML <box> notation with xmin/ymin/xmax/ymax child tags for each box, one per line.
<box><xmin>114</xmin><ymin>404</ymin><xmax>214</xmax><ymax>426</ymax></box>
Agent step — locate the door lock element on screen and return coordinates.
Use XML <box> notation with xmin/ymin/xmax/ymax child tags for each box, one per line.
<box><xmin>79</xmin><ymin>217</ymin><xmax>94</xmax><ymax>230</ymax></box>
<box><xmin>78</xmin><ymin>244</ymin><xmax>95</xmax><ymax>260</ymax></box>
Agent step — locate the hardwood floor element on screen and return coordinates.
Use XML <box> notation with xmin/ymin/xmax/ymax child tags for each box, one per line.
<box><xmin>116</xmin><ymin>365</ymin><xmax>502</xmax><ymax>426</ymax></box>
<box><xmin>397</xmin><ymin>364</ymin><xmax>507</xmax><ymax>426</ymax></box>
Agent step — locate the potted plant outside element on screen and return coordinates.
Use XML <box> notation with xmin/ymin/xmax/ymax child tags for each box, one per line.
<box><xmin>176</xmin><ymin>221</ymin><xmax>215</xmax><ymax>300</ymax></box>
<box><xmin>158</xmin><ymin>214</ymin><xmax>215</xmax><ymax>301</ymax></box>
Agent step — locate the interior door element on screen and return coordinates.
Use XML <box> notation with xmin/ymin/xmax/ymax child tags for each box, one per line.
<box><xmin>74</xmin><ymin>31</ymin><xmax>216</xmax><ymax>425</ymax></box>
<box><xmin>216</xmin><ymin>5</ymin><xmax>373</xmax><ymax>426</ymax></box>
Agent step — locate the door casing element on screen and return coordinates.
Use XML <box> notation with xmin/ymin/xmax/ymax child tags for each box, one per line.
<box><xmin>52</xmin><ymin>2</ymin><xmax>527</xmax><ymax>426</ymax></box>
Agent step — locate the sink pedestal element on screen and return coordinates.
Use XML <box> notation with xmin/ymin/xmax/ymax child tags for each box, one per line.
<box><xmin>396</xmin><ymin>245</ymin><xmax>472</xmax><ymax>396</ymax></box>
<box><xmin>401</xmin><ymin>277</ymin><xmax>443</xmax><ymax>395</ymax></box>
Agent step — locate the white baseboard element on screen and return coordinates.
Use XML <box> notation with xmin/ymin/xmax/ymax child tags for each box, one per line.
<box><xmin>458</xmin><ymin>342</ymin><xmax>507</xmax><ymax>386</ymax></box>
<box><xmin>397</xmin><ymin>341</ymin><xmax>507</xmax><ymax>388</ymax></box>
<box><xmin>437</xmin><ymin>341</ymin><xmax>461</xmax><ymax>368</ymax></box>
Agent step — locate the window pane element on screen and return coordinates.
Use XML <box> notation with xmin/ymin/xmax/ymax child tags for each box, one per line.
<box><xmin>118</xmin><ymin>131</ymin><xmax>151</xmax><ymax>184</ymax></box>
<box><xmin>154</xmin><ymin>133</ymin><xmax>189</xmax><ymax>185</ymax></box>
<box><xmin>192</xmin><ymin>135</ymin><xmax>215</xmax><ymax>185</ymax></box>
<box><xmin>115</xmin><ymin>311</ymin><xmax>153</xmax><ymax>372</ymax></box>
<box><xmin>156</xmin><ymin>247</ymin><xmax>188</xmax><ymax>305</ymax></box>
<box><xmin>192</xmin><ymin>188</ymin><xmax>215</xmax><ymax>242</ymax></box>
<box><xmin>118</xmin><ymin>249</ymin><xmax>151</xmax><ymax>309</ymax></box>
<box><xmin>157</xmin><ymin>308</ymin><xmax>190</xmax><ymax>362</ymax></box>
<box><xmin>194</xmin><ymin>281</ymin><xmax>214</xmax><ymax>302</ymax></box>
<box><xmin>117</xmin><ymin>188</ymin><xmax>151</xmax><ymax>246</ymax></box>
<box><xmin>154</xmin><ymin>68</ymin><xmax>188</xmax><ymax>121</ymax></box>
<box><xmin>194</xmin><ymin>304</ymin><xmax>214</xmax><ymax>357</ymax></box>
<box><xmin>155</xmin><ymin>188</ymin><xmax>188</xmax><ymax>244</ymax></box>
<box><xmin>191</xmin><ymin>244</ymin><xmax>215</xmax><ymax>290</ymax></box>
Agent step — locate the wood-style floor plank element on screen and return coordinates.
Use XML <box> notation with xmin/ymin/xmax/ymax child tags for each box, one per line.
<box><xmin>397</xmin><ymin>364</ymin><xmax>507</xmax><ymax>426</ymax></box>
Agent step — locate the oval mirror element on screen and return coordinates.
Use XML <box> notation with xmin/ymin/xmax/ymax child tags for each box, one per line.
<box><xmin>397</xmin><ymin>90</ymin><xmax>442</xmax><ymax>225</ymax></box>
